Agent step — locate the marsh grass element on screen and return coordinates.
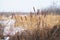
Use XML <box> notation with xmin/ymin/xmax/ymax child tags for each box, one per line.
<box><xmin>9</xmin><ymin>25</ymin><xmax>60</xmax><ymax>40</ymax></box>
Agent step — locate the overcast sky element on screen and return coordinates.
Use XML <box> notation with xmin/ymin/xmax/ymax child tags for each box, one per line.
<box><xmin>0</xmin><ymin>0</ymin><xmax>60</xmax><ymax>12</ymax></box>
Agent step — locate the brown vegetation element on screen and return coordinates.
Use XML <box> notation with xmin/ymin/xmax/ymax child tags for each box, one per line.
<box><xmin>0</xmin><ymin>13</ymin><xmax>60</xmax><ymax>40</ymax></box>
